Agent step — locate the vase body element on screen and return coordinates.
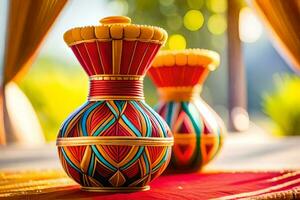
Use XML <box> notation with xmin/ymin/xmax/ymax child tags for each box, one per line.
<box><xmin>154</xmin><ymin>92</ymin><xmax>225</xmax><ymax>171</ymax></box>
<box><xmin>57</xmin><ymin>16</ymin><xmax>173</xmax><ymax>192</ymax></box>
<box><xmin>148</xmin><ymin>49</ymin><xmax>226</xmax><ymax>172</ymax></box>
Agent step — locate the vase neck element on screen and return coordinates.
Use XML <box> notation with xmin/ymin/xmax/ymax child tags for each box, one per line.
<box><xmin>88</xmin><ymin>75</ymin><xmax>144</xmax><ymax>101</ymax></box>
<box><xmin>158</xmin><ymin>85</ymin><xmax>202</xmax><ymax>102</ymax></box>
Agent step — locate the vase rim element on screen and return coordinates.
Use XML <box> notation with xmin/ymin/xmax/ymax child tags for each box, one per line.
<box><xmin>63</xmin><ymin>16</ymin><xmax>168</xmax><ymax>47</ymax></box>
<box><xmin>152</xmin><ymin>48</ymin><xmax>220</xmax><ymax>71</ymax></box>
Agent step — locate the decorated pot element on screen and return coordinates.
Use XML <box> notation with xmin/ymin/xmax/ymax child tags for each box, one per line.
<box><xmin>56</xmin><ymin>16</ymin><xmax>173</xmax><ymax>192</ymax></box>
<box><xmin>148</xmin><ymin>49</ymin><xmax>226</xmax><ymax>172</ymax></box>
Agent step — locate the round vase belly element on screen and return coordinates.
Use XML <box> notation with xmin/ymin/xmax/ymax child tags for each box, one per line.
<box><xmin>155</xmin><ymin>97</ymin><xmax>225</xmax><ymax>171</ymax></box>
<box><xmin>57</xmin><ymin>100</ymin><xmax>172</xmax><ymax>191</ymax></box>
<box><xmin>57</xmin><ymin>16</ymin><xmax>173</xmax><ymax>192</ymax></box>
<box><xmin>148</xmin><ymin>49</ymin><xmax>226</xmax><ymax>172</ymax></box>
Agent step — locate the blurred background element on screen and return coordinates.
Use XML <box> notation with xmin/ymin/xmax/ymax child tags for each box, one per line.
<box><xmin>0</xmin><ymin>0</ymin><xmax>299</xmax><ymax>144</ymax></box>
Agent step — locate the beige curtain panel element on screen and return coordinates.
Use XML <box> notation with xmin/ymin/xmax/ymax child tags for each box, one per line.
<box><xmin>252</xmin><ymin>0</ymin><xmax>300</xmax><ymax>72</ymax></box>
<box><xmin>0</xmin><ymin>0</ymin><xmax>67</xmax><ymax>144</ymax></box>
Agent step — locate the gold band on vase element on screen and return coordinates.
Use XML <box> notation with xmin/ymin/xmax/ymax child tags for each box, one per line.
<box><xmin>158</xmin><ymin>85</ymin><xmax>202</xmax><ymax>102</ymax></box>
<box><xmin>88</xmin><ymin>96</ymin><xmax>145</xmax><ymax>101</ymax></box>
<box><xmin>68</xmin><ymin>38</ymin><xmax>165</xmax><ymax>47</ymax></box>
<box><xmin>81</xmin><ymin>185</ymin><xmax>150</xmax><ymax>192</ymax></box>
<box><xmin>89</xmin><ymin>74</ymin><xmax>144</xmax><ymax>81</ymax></box>
<box><xmin>56</xmin><ymin>136</ymin><xmax>174</xmax><ymax>147</ymax></box>
<box><xmin>173</xmin><ymin>133</ymin><xmax>225</xmax><ymax>145</ymax></box>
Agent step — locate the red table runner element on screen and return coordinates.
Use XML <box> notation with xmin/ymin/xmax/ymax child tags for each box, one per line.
<box><xmin>1</xmin><ymin>170</ymin><xmax>300</xmax><ymax>199</ymax></box>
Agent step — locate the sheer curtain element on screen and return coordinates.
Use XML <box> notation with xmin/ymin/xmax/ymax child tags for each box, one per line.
<box><xmin>252</xmin><ymin>0</ymin><xmax>300</xmax><ymax>72</ymax></box>
<box><xmin>0</xmin><ymin>0</ymin><xmax>67</xmax><ymax>144</ymax></box>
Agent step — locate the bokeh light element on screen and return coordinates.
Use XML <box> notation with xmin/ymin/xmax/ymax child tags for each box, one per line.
<box><xmin>239</xmin><ymin>7</ymin><xmax>263</xmax><ymax>43</ymax></box>
<box><xmin>159</xmin><ymin>0</ymin><xmax>174</xmax><ymax>7</ymax></box>
<box><xmin>168</xmin><ymin>34</ymin><xmax>186</xmax><ymax>50</ymax></box>
<box><xmin>207</xmin><ymin>14</ymin><xmax>227</xmax><ymax>35</ymax></box>
<box><xmin>206</xmin><ymin>0</ymin><xmax>227</xmax><ymax>13</ymax></box>
<box><xmin>167</xmin><ymin>15</ymin><xmax>182</xmax><ymax>31</ymax></box>
<box><xmin>231</xmin><ymin>107</ymin><xmax>249</xmax><ymax>132</ymax></box>
<box><xmin>107</xmin><ymin>0</ymin><xmax>128</xmax><ymax>15</ymax></box>
<box><xmin>160</xmin><ymin>3</ymin><xmax>178</xmax><ymax>17</ymax></box>
<box><xmin>187</xmin><ymin>0</ymin><xmax>204</xmax><ymax>9</ymax></box>
<box><xmin>183</xmin><ymin>10</ymin><xmax>204</xmax><ymax>31</ymax></box>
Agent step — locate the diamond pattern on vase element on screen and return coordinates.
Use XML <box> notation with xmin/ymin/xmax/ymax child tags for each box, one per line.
<box><xmin>109</xmin><ymin>170</ymin><xmax>126</xmax><ymax>187</ymax></box>
<box><xmin>148</xmin><ymin>49</ymin><xmax>226</xmax><ymax>171</ymax></box>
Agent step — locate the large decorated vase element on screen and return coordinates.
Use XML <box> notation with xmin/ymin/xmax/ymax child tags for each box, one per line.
<box><xmin>148</xmin><ymin>49</ymin><xmax>226</xmax><ymax>172</ymax></box>
<box><xmin>56</xmin><ymin>16</ymin><xmax>173</xmax><ymax>192</ymax></box>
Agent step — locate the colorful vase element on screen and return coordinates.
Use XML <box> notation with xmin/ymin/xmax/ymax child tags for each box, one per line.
<box><xmin>56</xmin><ymin>16</ymin><xmax>173</xmax><ymax>192</ymax></box>
<box><xmin>148</xmin><ymin>49</ymin><xmax>226</xmax><ymax>172</ymax></box>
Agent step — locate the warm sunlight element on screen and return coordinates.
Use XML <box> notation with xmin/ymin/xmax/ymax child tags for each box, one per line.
<box><xmin>239</xmin><ymin>7</ymin><xmax>263</xmax><ymax>43</ymax></box>
<box><xmin>1</xmin><ymin>0</ymin><xmax>299</xmax><ymax>199</ymax></box>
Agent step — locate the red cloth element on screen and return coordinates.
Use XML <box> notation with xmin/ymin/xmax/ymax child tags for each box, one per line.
<box><xmin>31</xmin><ymin>171</ymin><xmax>300</xmax><ymax>200</ymax></box>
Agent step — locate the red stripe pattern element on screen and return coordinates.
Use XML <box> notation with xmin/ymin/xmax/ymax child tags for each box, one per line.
<box><xmin>89</xmin><ymin>79</ymin><xmax>144</xmax><ymax>99</ymax></box>
<box><xmin>71</xmin><ymin>41</ymin><xmax>161</xmax><ymax>76</ymax></box>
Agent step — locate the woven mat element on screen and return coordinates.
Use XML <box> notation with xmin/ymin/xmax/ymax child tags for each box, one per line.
<box><xmin>1</xmin><ymin>170</ymin><xmax>300</xmax><ymax>200</ymax></box>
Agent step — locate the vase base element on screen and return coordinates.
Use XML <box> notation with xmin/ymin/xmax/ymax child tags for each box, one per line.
<box><xmin>81</xmin><ymin>185</ymin><xmax>150</xmax><ymax>193</ymax></box>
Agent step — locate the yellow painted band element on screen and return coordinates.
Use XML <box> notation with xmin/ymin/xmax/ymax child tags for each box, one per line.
<box><xmin>89</xmin><ymin>74</ymin><xmax>144</xmax><ymax>81</ymax></box>
<box><xmin>88</xmin><ymin>96</ymin><xmax>145</xmax><ymax>101</ymax></box>
<box><xmin>81</xmin><ymin>185</ymin><xmax>150</xmax><ymax>192</ymax></box>
<box><xmin>56</xmin><ymin>136</ymin><xmax>174</xmax><ymax>147</ymax></box>
<box><xmin>173</xmin><ymin>133</ymin><xmax>225</xmax><ymax>145</ymax></box>
<box><xmin>158</xmin><ymin>85</ymin><xmax>202</xmax><ymax>102</ymax></box>
<box><xmin>68</xmin><ymin>38</ymin><xmax>164</xmax><ymax>47</ymax></box>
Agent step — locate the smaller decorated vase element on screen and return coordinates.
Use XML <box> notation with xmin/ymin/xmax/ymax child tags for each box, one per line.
<box><xmin>57</xmin><ymin>16</ymin><xmax>173</xmax><ymax>192</ymax></box>
<box><xmin>148</xmin><ymin>49</ymin><xmax>226</xmax><ymax>172</ymax></box>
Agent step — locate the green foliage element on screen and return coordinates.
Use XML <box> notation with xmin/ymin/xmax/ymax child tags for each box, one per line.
<box><xmin>18</xmin><ymin>57</ymin><xmax>158</xmax><ymax>141</ymax></box>
<box><xmin>19</xmin><ymin>57</ymin><xmax>88</xmax><ymax>141</ymax></box>
<box><xmin>262</xmin><ymin>74</ymin><xmax>300</xmax><ymax>136</ymax></box>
